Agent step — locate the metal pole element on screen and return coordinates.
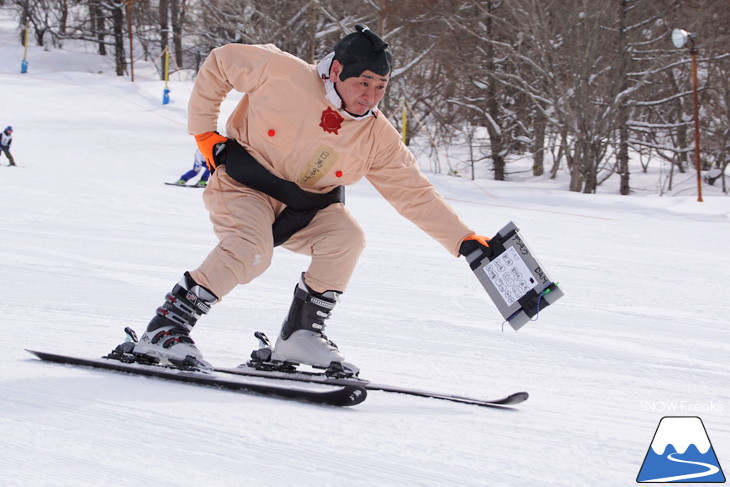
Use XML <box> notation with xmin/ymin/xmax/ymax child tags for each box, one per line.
<box><xmin>21</xmin><ymin>21</ymin><xmax>29</xmax><ymax>73</ymax></box>
<box><xmin>23</xmin><ymin>20</ymin><xmax>28</xmax><ymax>60</ymax></box>
<box><xmin>162</xmin><ymin>48</ymin><xmax>170</xmax><ymax>105</ymax></box>
<box><xmin>690</xmin><ymin>48</ymin><xmax>703</xmax><ymax>202</ymax></box>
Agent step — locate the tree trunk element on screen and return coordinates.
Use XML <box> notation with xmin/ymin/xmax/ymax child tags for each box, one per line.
<box><xmin>171</xmin><ymin>0</ymin><xmax>184</xmax><ymax>68</ymax></box>
<box><xmin>484</xmin><ymin>1</ymin><xmax>505</xmax><ymax>181</ymax></box>
<box><xmin>617</xmin><ymin>123</ymin><xmax>630</xmax><ymax>195</ymax></box>
<box><xmin>159</xmin><ymin>0</ymin><xmax>169</xmax><ymax>80</ymax></box>
<box><xmin>59</xmin><ymin>0</ymin><xmax>69</xmax><ymax>35</ymax></box>
<box><xmin>532</xmin><ymin>111</ymin><xmax>546</xmax><ymax>176</ymax></box>
<box><xmin>617</xmin><ymin>0</ymin><xmax>630</xmax><ymax>195</ymax></box>
<box><xmin>550</xmin><ymin>129</ymin><xmax>567</xmax><ymax>179</ymax></box>
<box><xmin>676</xmin><ymin>122</ymin><xmax>688</xmax><ymax>173</ymax></box>
<box><xmin>87</xmin><ymin>0</ymin><xmax>106</xmax><ymax>55</ymax></box>
<box><xmin>582</xmin><ymin>138</ymin><xmax>600</xmax><ymax>194</ymax></box>
<box><xmin>112</xmin><ymin>1</ymin><xmax>126</xmax><ymax>76</ymax></box>
<box><xmin>568</xmin><ymin>139</ymin><xmax>584</xmax><ymax>192</ymax></box>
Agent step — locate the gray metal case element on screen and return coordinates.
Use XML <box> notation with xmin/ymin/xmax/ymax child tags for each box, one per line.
<box><xmin>463</xmin><ymin>221</ymin><xmax>563</xmax><ymax>330</ymax></box>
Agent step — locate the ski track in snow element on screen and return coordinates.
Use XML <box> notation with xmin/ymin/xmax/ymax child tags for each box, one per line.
<box><xmin>1</xmin><ymin>10</ymin><xmax>729</xmax><ymax>486</ymax></box>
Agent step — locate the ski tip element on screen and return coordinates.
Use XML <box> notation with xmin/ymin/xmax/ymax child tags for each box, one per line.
<box><xmin>502</xmin><ymin>391</ymin><xmax>529</xmax><ymax>405</ymax></box>
<box><xmin>337</xmin><ymin>385</ymin><xmax>368</xmax><ymax>407</ymax></box>
<box><xmin>25</xmin><ymin>349</ymin><xmax>77</xmax><ymax>363</ymax></box>
<box><xmin>26</xmin><ymin>349</ymin><xmax>49</xmax><ymax>359</ymax></box>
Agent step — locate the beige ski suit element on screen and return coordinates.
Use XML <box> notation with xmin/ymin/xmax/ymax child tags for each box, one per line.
<box><xmin>187</xmin><ymin>44</ymin><xmax>474</xmax><ymax>297</ymax></box>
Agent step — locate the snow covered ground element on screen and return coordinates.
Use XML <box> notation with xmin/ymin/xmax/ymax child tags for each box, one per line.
<box><xmin>1</xmin><ymin>11</ymin><xmax>728</xmax><ymax>487</ymax></box>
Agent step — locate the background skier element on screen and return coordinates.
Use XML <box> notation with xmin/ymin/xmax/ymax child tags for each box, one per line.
<box><xmin>1</xmin><ymin>126</ymin><xmax>15</xmax><ymax>166</ymax></box>
<box><xmin>172</xmin><ymin>149</ymin><xmax>210</xmax><ymax>187</ymax></box>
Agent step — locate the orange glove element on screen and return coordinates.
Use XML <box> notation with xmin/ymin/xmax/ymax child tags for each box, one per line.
<box><xmin>459</xmin><ymin>234</ymin><xmax>490</xmax><ymax>256</ymax></box>
<box><xmin>194</xmin><ymin>131</ymin><xmax>228</xmax><ymax>170</ymax></box>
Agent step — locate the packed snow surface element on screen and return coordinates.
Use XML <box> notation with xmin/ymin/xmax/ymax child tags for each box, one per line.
<box><xmin>1</xmin><ymin>12</ymin><xmax>728</xmax><ymax>487</ymax></box>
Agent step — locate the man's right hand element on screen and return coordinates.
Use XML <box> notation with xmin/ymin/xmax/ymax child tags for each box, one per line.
<box><xmin>194</xmin><ymin>131</ymin><xmax>228</xmax><ymax>170</ymax></box>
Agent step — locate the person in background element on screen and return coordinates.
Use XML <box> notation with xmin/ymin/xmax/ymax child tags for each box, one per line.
<box><xmin>1</xmin><ymin>126</ymin><xmax>15</xmax><ymax>166</ymax></box>
<box><xmin>173</xmin><ymin>149</ymin><xmax>210</xmax><ymax>187</ymax></box>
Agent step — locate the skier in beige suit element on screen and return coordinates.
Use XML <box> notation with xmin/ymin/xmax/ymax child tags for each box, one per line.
<box><xmin>134</xmin><ymin>25</ymin><xmax>492</xmax><ymax>371</ymax></box>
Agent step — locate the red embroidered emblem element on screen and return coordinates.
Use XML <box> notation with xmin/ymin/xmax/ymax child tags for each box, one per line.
<box><xmin>319</xmin><ymin>107</ymin><xmax>344</xmax><ymax>134</ymax></box>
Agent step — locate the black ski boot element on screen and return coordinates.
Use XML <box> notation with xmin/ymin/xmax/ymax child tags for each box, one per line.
<box><xmin>134</xmin><ymin>272</ymin><xmax>218</xmax><ymax>368</ymax></box>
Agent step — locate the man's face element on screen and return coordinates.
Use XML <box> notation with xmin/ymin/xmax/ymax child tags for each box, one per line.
<box><xmin>331</xmin><ymin>60</ymin><xmax>389</xmax><ymax>116</ymax></box>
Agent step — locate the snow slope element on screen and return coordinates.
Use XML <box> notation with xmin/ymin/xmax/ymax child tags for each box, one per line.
<box><xmin>1</xmin><ymin>11</ymin><xmax>728</xmax><ymax>487</ymax></box>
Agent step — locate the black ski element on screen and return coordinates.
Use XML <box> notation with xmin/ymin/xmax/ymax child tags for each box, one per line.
<box><xmin>216</xmin><ymin>365</ymin><xmax>528</xmax><ymax>408</ymax></box>
<box><xmin>26</xmin><ymin>350</ymin><xmax>366</xmax><ymax>407</ymax></box>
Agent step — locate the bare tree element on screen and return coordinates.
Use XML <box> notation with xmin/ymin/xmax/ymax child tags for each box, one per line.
<box><xmin>110</xmin><ymin>0</ymin><xmax>126</xmax><ymax>75</ymax></box>
<box><xmin>437</xmin><ymin>0</ymin><xmax>519</xmax><ymax>181</ymax></box>
<box><xmin>6</xmin><ymin>0</ymin><xmax>728</xmax><ymax>193</ymax></box>
<box><xmin>88</xmin><ymin>0</ymin><xmax>107</xmax><ymax>55</ymax></box>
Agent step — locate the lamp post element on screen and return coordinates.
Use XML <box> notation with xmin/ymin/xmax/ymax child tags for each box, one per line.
<box><xmin>671</xmin><ymin>28</ymin><xmax>703</xmax><ymax>202</ymax></box>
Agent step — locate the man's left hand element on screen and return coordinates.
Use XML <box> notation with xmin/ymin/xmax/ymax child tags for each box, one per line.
<box><xmin>459</xmin><ymin>234</ymin><xmax>491</xmax><ymax>256</ymax></box>
<box><xmin>194</xmin><ymin>131</ymin><xmax>228</xmax><ymax>170</ymax></box>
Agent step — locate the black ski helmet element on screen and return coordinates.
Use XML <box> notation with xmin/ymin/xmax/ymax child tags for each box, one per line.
<box><xmin>333</xmin><ymin>24</ymin><xmax>392</xmax><ymax>80</ymax></box>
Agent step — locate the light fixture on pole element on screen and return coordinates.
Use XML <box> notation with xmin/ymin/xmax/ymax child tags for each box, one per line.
<box><xmin>671</xmin><ymin>28</ymin><xmax>703</xmax><ymax>202</ymax></box>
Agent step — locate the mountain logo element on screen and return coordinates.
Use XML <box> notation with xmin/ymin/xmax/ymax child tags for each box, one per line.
<box><xmin>637</xmin><ymin>416</ymin><xmax>725</xmax><ymax>483</ymax></box>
